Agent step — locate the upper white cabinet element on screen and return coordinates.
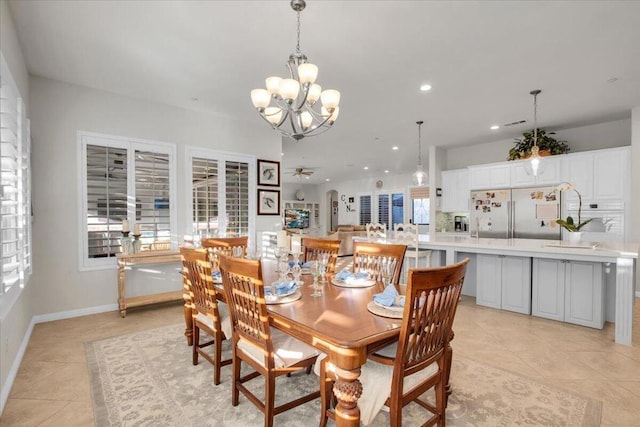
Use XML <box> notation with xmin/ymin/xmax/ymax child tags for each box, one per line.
<box><xmin>441</xmin><ymin>169</ymin><xmax>469</xmax><ymax>212</ymax></box>
<box><xmin>562</xmin><ymin>147</ymin><xmax>629</xmax><ymax>203</ymax></box>
<box><xmin>510</xmin><ymin>155</ymin><xmax>562</xmax><ymax>187</ymax></box>
<box><xmin>469</xmin><ymin>164</ymin><xmax>510</xmax><ymax>189</ymax></box>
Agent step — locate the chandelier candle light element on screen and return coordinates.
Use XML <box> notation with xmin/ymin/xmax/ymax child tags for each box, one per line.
<box><xmin>524</xmin><ymin>89</ymin><xmax>546</xmax><ymax>176</ymax></box>
<box><xmin>411</xmin><ymin>120</ymin><xmax>427</xmax><ymax>187</ymax></box>
<box><xmin>250</xmin><ymin>0</ymin><xmax>340</xmax><ymax>141</ymax></box>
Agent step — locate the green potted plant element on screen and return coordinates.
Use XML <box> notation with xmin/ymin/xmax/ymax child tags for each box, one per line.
<box><xmin>508</xmin><ymin>129</ymin><xmax>570</xmax><ymax>161</ymax></box>
<box><xmin>552</xmin><ymin>182</ymin><xmax>592</xmax><ymax>236</ymax></box>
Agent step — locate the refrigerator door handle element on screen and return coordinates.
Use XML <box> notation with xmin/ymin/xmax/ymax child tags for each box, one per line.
<box><xmin>509</xmin><ymin>200</ymin><xmax>514</xmax><ymax>239</ymax></box>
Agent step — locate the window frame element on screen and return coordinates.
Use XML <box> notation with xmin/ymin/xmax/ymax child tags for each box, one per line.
<box><xmin>185</xmin><ymin>146</ymin><xmax>256</xmax><ymax>244</ymax></box>
<box><xmin>375</xmin><ymin>189</ymin><xmax>405</xmax><ymax>230</ymax></box>
<box><xmin>78</xmin><ymin>131</ymin><xmax>177</xmax><ymax>271</ymax></box>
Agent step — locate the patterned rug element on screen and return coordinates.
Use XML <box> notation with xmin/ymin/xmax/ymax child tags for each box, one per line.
<box><xmin>86</xmin><ymin>324</ymin><xmax>601</xmax><ymax>426</ymax></box>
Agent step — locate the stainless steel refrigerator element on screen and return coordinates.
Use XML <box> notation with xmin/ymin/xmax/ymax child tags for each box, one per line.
<box><xmin>470</xmin><ymin>187</ymin><xmax>561</xmax><ymax>240</ymax></box>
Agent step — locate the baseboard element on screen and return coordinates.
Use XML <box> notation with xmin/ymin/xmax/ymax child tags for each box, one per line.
<box><xmin>1</xmin><ymin>317</ymin><xmax>35</xmax><ymax>414</ymax></box>
<box><xmin>636</xmin><ymin>291</ymin><xmax>640</xmax><ymax>298</ymax></box>
<box><xmin>32</xmin><ymin>303</ymin><xmax>118</xmax><ymax>324</ymax></box>
<box><xmin>1</xmin><ymin>303</ymin><xmax>118</xmax><ymax>414</ymax></box>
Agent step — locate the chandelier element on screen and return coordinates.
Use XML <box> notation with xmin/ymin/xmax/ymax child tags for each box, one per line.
<box><xmin>524</xmin><ymin>89</ymin><xmax>547</xmax><ymax>176</ymax></box>
<box><xmin>411</xmin><ymin>121</ymin><xmax>427</xmax><ymax>187</ymax></box>
<box><xmin>250</xmin><ymin>0</ymin><xmax>340</xmax><ymax>141</ymax></box>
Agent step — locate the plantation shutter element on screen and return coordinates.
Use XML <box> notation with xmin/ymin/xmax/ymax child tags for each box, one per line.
<box><xmin>377</xmin><ymin>194</ymin><xmax>390</xmax><ymax>229</ymax></box>
<box><xmin>0</xmin><ymin>79</ymin><xmax>21</xmax><ymax>293</ymax></box>
<box><xmin>391</xmin><ymin>192</ymin><xmax>404</xmax><ymax>228</ymax></box>
<box><xmin>225</xmin><ymin>161</ymin><xmax>249</xmax><ymax>237</ymax></box>
<box><xmin>359</xmin><ymin>194</ymin><xmax>371</xmax><ymax>225</ymax></box>
<box><xmin>86</xmin><ymin>145</ymin><xmax>128</xmax><ymax>258</ymax></box>
<box><xmin>135</xmin><ymin>150</ymin><xmax>171</xmax><ymax>244</ymax></box>
<box><xmin>21</xmin><ymin>115</ymin><xmax>31</xmax><ymax>274</ymax></box>
<box><xmin>192</xmin><ymin>157</ymin><xmax>219</xmax><ymax>235</ymax></box>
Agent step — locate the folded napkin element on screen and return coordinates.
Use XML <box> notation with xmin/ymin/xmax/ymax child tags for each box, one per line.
<box><xmin>335</xmin><ymin>269</ymin><xmax>370</xmax><ymax>281</ymax></box>
<box><xmin>287</xmin><ymin>261</ymin><xmax>308</xmax><ymax>268</ymax></box>
<box><xmin>265</xmin><ymin>281</ymin><xmax>297</xmax><ymax>296</ymax></box>
<box><xmin>212</xmin><ymin>271</ymin><xmax>221</xmax><ymax>280</ymax></box>
<box><xmin>301</xmin><ymin>261</ymin><xmax>313</xmax><ymax>268</ymax></box>
<box><xmin>373</xmin><ymin>284</ymin><xmax>405</xmax><ymax>307</ymax></box>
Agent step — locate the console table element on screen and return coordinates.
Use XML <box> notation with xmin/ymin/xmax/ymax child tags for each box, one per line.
<box><xmin>116</xmin><ymin>250</ymin><xmax>182</xmax><ymax>317</ymax></box>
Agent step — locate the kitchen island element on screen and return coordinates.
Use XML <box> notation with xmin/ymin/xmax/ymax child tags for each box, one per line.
<box><xmin>416</xmin><ymin>235</ymin><xmax>638</xmax><ymax>345</ymax></box>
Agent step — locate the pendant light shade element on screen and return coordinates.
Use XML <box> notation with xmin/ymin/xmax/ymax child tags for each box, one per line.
<box><xmin>524</xmin><ymin>89</ymin><xmax>546</xmax><ymax>177</ymax></box>
<box><xmin>411</xmin><ymin>121</ymin><xmax>427</xmax><ymax>187</ymax></box>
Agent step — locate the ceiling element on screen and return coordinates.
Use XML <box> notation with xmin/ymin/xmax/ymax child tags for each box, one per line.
<box><xmin>8</xmin><ymin>1</ymin><xmax>640</xmax><ymax>184</ymax></box>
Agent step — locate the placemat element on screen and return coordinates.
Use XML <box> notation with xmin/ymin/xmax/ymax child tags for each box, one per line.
<box><xmin>366</xmin><ymin>301</ymin><xmax>404</xmax><ymax>318</ymax></box>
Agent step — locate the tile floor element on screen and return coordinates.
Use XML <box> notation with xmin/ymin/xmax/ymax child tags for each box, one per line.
<box><xmin>1</xmin><ymin>284</ymin><xmax>640</xmax><ymax>426</ymax></box>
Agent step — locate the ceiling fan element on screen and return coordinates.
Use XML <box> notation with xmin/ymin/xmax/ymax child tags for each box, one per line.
<box><xmin>292</xmin><ymin>167</ymin><xmax>314</xmax><ymax>180</ymax></box>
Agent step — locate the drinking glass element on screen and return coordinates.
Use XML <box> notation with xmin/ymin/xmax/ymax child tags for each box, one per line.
<box><xmin>274</xmin><ymin>247</ymin><xmax>287</xmax><ymax>273</ymax></box>
<box><xmin>232</xmin><ymin>246</ymin><xmax>243</xmax><ymax>258</ymax></box>
<box><xmin>382</xmin><ymin>257</ymin><xmax>394</xmax><ymax>286</ymax></box>
<box><xmin>310</xmin><ymin>260</ymin><xmax>322</xmax><ymax>297</ymax></box>
<box><xmin>319</xmin><ymin>253</ymin><xmax>330</xmax><ymax>284</ymax></box>
<box><xmin>291</xmin><ymin>251</ymin><xmax>302</xmax><ymax>286</ymax></box>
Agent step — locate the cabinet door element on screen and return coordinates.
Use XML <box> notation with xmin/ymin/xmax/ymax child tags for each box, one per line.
<box><xmin>501</xmin><ymin>256</ymin><xmax>531</xmax><ymax>314</ymax></box>
<box><xmin>536</xmin><ymin>155</ymin><xmax>563</xmax><ymax>185</ymax></box>
<box><xmin>511</xmin><ymin>162</ymin><xmax>537</xmax><ymax>187</ymax></box>
<box><xmin>593</xmin><ymin>149</ymin><xmax>627</xmax><ymax>200</ymax></box>
<box><xmin>476</xmin><ymin>254</ymin><xmax>502</xmax><ymax>309</ymax></box>
<box><xmin>531</xmin><ymin>259</ymin><xmax>565</xmax><ymax>321</ymax></box>
<box><xmin>563</xmin><ymin>153</ymin><xmax>593</xmax><ymax>201</ymax></box>
<box><xmin>469</xmin><ymin>167</ymin><xmax>492</xmax><ymax>190</ymax></box>
<box><xmin>440</xmin><ymin>171</ymin><xmax>456</xmax><ymax>212</ymax></box>
<box><xmin>454</xmin><ymin>169</ymin><xmax>470</xmax><ymax>212</ymax></box>
<box><xmin>564</xmin><ymin>261</ymin><xmax>604</xmax><ymax>329</ymax></box>
<box><xmin>489</xmin><ymin>165</ymin><xmax>511</xmax><ymax>188</ymax></box>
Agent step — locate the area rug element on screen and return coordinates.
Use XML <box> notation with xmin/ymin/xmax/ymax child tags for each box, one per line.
<box><xmin>86</xmin><ymin>324</ymin><xmax>601</xmax><ymax>426</ymax></box>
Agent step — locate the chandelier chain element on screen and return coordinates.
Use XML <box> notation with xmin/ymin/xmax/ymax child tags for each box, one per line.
<box><xmin>533</xmin><ymin>91</ymin><xmax>538</xmax><ymax>147</ymax></box>
<box><xmin>296</xmin><ymin>11</ymin><xmax>301</xmax><ymax>54</ymax></box>
<box><xmin>417</xmin><ymin>120</ymin><xmax>423</xmax><ymax>165</ymax></box>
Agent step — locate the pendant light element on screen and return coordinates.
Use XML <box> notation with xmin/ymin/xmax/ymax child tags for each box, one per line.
<box><xmin>524</xmin><ymin>89</ymin><xmax>546</xmax><ymax>176</ymax></box>
<box><xmin>411</xmin><ymin>121</ymin><xmax>427</xmax><ymax>187</ymax></box>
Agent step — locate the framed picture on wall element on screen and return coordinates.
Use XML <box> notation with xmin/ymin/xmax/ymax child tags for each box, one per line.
<box><xmin>257</xmin><ymin>159</ymin><xmax>280</xmax><ymax>187</ymax></box>
<box><xmin>257</xmin><ymin>189</ymin><xmax>280</xmax><ymax>215</ymax></box>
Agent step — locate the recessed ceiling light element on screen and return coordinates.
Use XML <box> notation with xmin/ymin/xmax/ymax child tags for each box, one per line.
<box><xmin>384</xmin><ymin>170</ymin><xmax>389</xmax><ymax>173</ymax></box>
<box><xmin>607</xmin><ymin>77</ymin><xmax>618</xmax><ymax>83</ymax></box>
<box><xmin>392</xmin><ymin>146</ymin><xmax>399</xmax><ymax>150</ymax></box>
<box><xmin>490</xmin><ymin>125</ymin><xmax>500</xmax><ymax>130</ymax></box>
<box><xmin>281</xmin><ymin>152</ymin><xmax>284</xmax><ymax>156</ymax></box>
<box><xmin>325</xmin><ymin>178</ymin><xmax>330</xmax><ymax>182</ymax></box>
<box><xmin>305</xmin><ymin>176</ymin><xmax>310</xmax><ymax>179</ymax></box>
<box><xmin>420</xmin><ymin>84</ymin><xmax>432</xmax><ymax>92</ymax></box>
<box><xmin>363</xmin><ymin>166</ymin><xmax>369</xmax><ymax>170</ymax></box>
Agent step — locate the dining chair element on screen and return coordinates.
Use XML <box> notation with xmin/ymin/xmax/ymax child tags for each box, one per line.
<box><xmin>218</xmin><ymin>255</ymin><xmax>321</xmax><ymax>427</ymax></box>
<box><xmin>180</xmin><ymin>247</ymin><xmax>232</xmax><ymax>385</ymax></box>
<box><xmin>320</xmin><ymin>258</ymin><xmax>469</xmax><ymax>427</ymax></box>
<box><xmin>301</xmin><ymin>237</ymin><xmax>340</xmax><ymax>273</ymax></box>
<box><xmin>352</xmin><ymin>241</ymin><xmax>407</xmax><ymax>288</ymax></box>
<box><xmin>394</xmin><ymin>222</ymin><xmax>432</xmax><ymax>283</ymax></box>
<box><xmin>366</xmin><ymin>222</ymin><xmax>387</xmax><ymax>241</ymax></box>
<box><xmin>201</xmin><ymin>236</ymin><xmax>249</xmax><ymax>259</ymax></box>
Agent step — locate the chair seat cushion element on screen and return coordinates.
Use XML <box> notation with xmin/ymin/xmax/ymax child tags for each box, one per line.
<box><xmin>195</xmin><ymin>302</ymin><xmax>232</xmax><ymax>339</ymax></box>
<box><xmin>238</xmin><ymin>328</ymin><xmax>319</xmax><ymax>369</ymax></box>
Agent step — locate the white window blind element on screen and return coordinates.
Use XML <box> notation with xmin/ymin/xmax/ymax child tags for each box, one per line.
<box><xmin>188</xmin><ymin>149</ymin><xmax>254</xmax><ymax>240</ymax></box>
<box><xmin>1</xmin><ymin>68</ymin><xmax>31</xmax><ymax>295</ymax></box>
<box><xmin>135</xmin><ymin>150</ymin><xmax>170</xmax><ymax>247</ymax></box>
<box><xmin>192</xmin><ymin>158</ymin><xmax>220</xmax><ymax>235</ymax></box>
<box><xmin>225</xmin><ymin>161</ymin><xmax>249</xmax><ymax>237</ymax></box>
<box><xmin>81</xmin><ymin>133</ymin><xmax>176</xmax><ymax>269</ymax></box>
<box><xmin>359</xmin><ymin>194</ymin><xmax>372</xmax><ymax>225</ymax></box>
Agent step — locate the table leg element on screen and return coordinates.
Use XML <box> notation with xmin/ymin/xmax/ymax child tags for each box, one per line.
<box><xmin>332</xmin><ymin>366</ymin><xmax>363</xmax><ymax>427</ymax></box>
<box><xmin>183</xmin><ymin>296</ymin><xmax>193</xmax><ymax>346</ymax></box>
<box><xmin>118</xmin><ymin>262</ymin><xmax>127</xmax><ymax>318</ymax></box>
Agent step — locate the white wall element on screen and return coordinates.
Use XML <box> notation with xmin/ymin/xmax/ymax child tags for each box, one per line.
<box><xmin>28</xmin><ymin>76</ymin><xmax>281</xmax><ymax>316</ymax></box>
<box><xmin>0</xmin><ymin>0</ymin><xmax>34</xmax><ymax>410</ymax></box>
<box><xmin>281</xmin><ymin>182</ymin><xmax>320</xmax><ymax>203</ymax></box>
<box><xmin>445</xmin><ymin>118</ymin><xmax>631</xmax><ymax>170</ymax></box>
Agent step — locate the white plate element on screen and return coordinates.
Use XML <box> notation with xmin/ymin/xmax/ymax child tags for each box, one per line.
<box><xmin>374</xmin><ymin>300</ymin><xmax>404</xmax><ymax>312</ymax></box>
<box><xmin>265</xmin><ymin>284</ymin><xmax>297</xmax><ymax>299</ymax></box>
<box><xmin>331</xmin><ymin>277</ymin><xmax>377</xmax><ymax>288</ymax></box>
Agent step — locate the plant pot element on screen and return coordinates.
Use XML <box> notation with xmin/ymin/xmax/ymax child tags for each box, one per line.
<box><xmin>565</xmin><ymin>232</ymin><xmax>582</xmax><ymax>242</ymax></box>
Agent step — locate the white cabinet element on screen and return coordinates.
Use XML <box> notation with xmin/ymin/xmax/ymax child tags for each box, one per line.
<box><xmin>476</xmin><ymin>254</ymin><xmax>531</xmax><ymax>314</ymax></box>
<box><xmin>441</xmin><ymin>169</ymin><xmax>469</xmax><ymax>212</ymax></box>
<box><xmin>469</xmin><ymin>164</ymin><xmax>510</xmax><ymax>189</ymax></box>
<box><xmin>562</xmin><ymin>147</ymin><xmax>629</xmax><ymax>203</ymax></box>
<box><xmin>532</xmin><ymin>259</ymin><xmax>604</xmax><ymax>329</ymax></box>
<box><xmin>510</xmin><ymin>155</ymin><xmax>563</xmax><ymax>188</ymax></box>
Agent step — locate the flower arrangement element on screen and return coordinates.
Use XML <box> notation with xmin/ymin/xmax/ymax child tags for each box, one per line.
<box><xmin>552</xmin><ymin>182</ymin><xmax>592</xmax><ymax>232</ymax></box>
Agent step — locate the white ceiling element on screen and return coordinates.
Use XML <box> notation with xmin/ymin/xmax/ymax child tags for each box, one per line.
<box><xmin>8</xmin><ymin>0</ymin><xmax>640</xmax><ymax>184</ymax></box>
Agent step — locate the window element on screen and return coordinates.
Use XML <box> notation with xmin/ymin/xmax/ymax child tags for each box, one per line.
<box><xmin>80</xmin><ymin>133</ymin><xmax>176</xmax><ymax>270</ymax></box>
<box><xmin>1</xmin><ymin>62</ymin><xmax>31</xmax><ymax>296</ymax></box>
<box><xmin>411</xmin><ymin>187</ymin><xmax>430</xmax><ymax>225</ymax></box>
<box><xmin>376</xmin><ymin>191</ymin><xmax>404</xmax><ymax>229</ymax></box>
<box><xmin>358</xmin><ymin>194</ymin><xmax>372</xmax><ymax>225</ymax></box>
<box><xmin>188</xmin><ymin>147</ymin><xmax>254</xmax><ymax>240</ymax></box>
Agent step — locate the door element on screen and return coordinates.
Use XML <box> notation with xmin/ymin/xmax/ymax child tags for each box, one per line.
<box><xmin>512</xmin><ymin>186</ymin><xmax>561</xmax><ymax>240</ymax></box>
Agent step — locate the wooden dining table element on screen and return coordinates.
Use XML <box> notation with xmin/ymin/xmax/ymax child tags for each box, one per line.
<box><xmin>182</xmin><ymin>258</ymin><xmax>405</xmax><ymax>426</ymax></box>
